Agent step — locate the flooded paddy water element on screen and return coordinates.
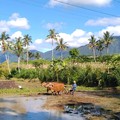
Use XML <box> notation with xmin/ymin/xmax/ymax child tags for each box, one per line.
<box><xmin>0</xmin><ymin>96</ymin><xmax>84</xmax><ymax>120</ymax></box>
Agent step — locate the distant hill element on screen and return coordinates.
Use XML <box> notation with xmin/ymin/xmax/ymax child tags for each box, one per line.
<box><xmin>0</xmin><ymin>36</ymin><xmax>120</xmax><ymax>63</ymax></box>
<box><xmin>43</xmin><ymin>36</ymin><xmax>120</xmax><ymax>60</ymax></box>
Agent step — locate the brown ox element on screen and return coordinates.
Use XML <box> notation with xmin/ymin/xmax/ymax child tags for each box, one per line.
<box><xmin>49</xmin><ymin>82</ymin><xmax>65</xmax><ymax>95</ymax></box>
<box><xmin>41</xmin><ymin>82</ymin><xmax>51</xmax><ymax>93</ymax></box>
<box><xmin>42</xmin><ymin>82</ymin><xmax>66</xmax><ymax>95</ymax></box>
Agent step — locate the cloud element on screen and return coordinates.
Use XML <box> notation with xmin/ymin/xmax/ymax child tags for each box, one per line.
<box><xmin>29</xmin><ymin>38</ymin><xmax>49</xmax><ymax>52</ymax></box>
<box><xmin>29</xmin><ymin>43</ymin><xmax>52</xmax><ymax>52</ymax></box>
<box><xmin>7</xmin><ymin>13</ymin><xmax>30</xmax><ymax>29</ymax></box>
<box><xmin>98</xmin><ymin>25</ymin><xmax>120</xmax><ymax>36</ymax></box>
<box><xmin>59</xmin><ymin>33</ymin><xmax>72</xmax><ymax>42</ymax></box>
<box><xmin>45</xmin><ymin>29</ymin><xmax>94</xmax><ymax>48</ymax></box>
<box><xmin>44</xmin><ymin>22</ymin><xmax>64</xmax><ymax>30</ymax></box>
<box><xmin>59</xmin><ymin>29</ymin><xmax>92</xmax><ymax>47</ymax></box>
<box><xmin>10</xmin><ymin>31</ymin><xmax>23</xmax><ymax>39</ymax></box>
<box><xmin>48</xmin><ymin>0</ymin><xmax>112</xmax><ymax>7</ymax></box>
<box><xmin>29</xmin><ymin>45</ymin><xmax>36</xmax><ymax>50</ymax></box>
<box><xmin>57</xmin><ymin>26</ymin><xmax>120</xmax><ymax>48</ymax></box>
<box><xmin>0</xmin><ymin>21</ymin><xmax>10</xmax><ymax>32</ymax></box>
<box><xmin>86</xmin><ymin>17</ymin><xmax>120</xmax><ymax>26</ymax></box>
<box><xmin>0</xmin><ymin>13</ymin><xmax>30</xmax><ymax>33</ymax></box>
<box><xmin>71</xmin><ymin>29</ymin><xmax>85</xmax><ymax>38</ymax></box>
<box><xmin>34</xmin><ymin>39</ymin><xmax>43</xmax><ymax>44</ymax></box>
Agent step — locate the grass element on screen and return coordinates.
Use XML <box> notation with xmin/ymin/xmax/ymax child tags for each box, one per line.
<box><xmin>0</xmin><ymin>80</ymin><xmax>46</xmax><ymax>96</ymax></box>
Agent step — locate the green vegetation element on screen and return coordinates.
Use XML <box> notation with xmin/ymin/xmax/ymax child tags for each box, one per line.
<box><xmin>0</xmin><ymin>81</ymin><xmax>45</xmax><ymax>96</ymax></box>
<box><xmin>0</xmin><ymin>30</ymin><xmax>120</xmax><ymax>96</ymax></box>
<box><xmin>0</xmin><ymin>54</ymin><xmax>120</xmax><ymax>88</ymax></box>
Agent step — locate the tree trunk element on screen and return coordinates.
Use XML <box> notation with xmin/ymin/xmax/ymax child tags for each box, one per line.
<box><xmin>5</xmin><ymin>54</ymin><xmax>11</xmax><ymax>74</ymax></box>
<box><xmin>52</xmin><ymin>39</ymin><xmax>54</xmax><ymax>62</ymax></box>
<box><xmin>93</xmin><ymin>48</ymin><xmax>96</xmax><ymax>62</ymax></box>
<box><xmin>106</xmin><ymin>47</ymin><xmax>109</xmax><ymax>55</ymax></box>
<box><xmin>18</xmin><ymin>56</ymin><xmax>21</xmax><ymax>73</ymax></box>
<box><xmin>67</xmin><ymin>77</ymin><xmax>70</xmax><ymax>85</ymax></box>
<box><xmin>26</xmin><ymin>45</ymin><xmax>29</xmax><ymax>66</ymax></box>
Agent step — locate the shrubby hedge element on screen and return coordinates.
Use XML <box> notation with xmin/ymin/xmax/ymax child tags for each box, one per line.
<box><xmin>6</xmin><ymin>63</ymin><xmax>120</xmax><ymax>88</ymax></box>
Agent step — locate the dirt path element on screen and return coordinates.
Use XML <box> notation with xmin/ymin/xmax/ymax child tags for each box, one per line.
<box><xmin>43</xmin><ymin>91</ymin><xmax>120</xmax><ymax>119</ymax></box>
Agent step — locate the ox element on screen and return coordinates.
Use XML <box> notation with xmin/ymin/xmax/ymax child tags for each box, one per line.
<box><xmin>42</xmin><ymin>82</ymin><xmax>66</xmax><ymax>95</ymax></box>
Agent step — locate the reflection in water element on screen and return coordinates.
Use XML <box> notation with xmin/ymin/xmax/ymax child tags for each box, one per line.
<box><xmin>0</xmin><ymin>96</ymin><xmax>84</xmax><ymax>120</ymax></box>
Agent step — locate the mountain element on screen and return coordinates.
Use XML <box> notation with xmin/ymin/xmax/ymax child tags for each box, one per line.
<box><xmin>0</xmin><ymin>36</ymin><xmax>120</xmax><ymax>63</ymax></box>
<box><xmin>44</xmin><ymin>36</ymin><xmax>120</xmax><ymax>59</ymax></box>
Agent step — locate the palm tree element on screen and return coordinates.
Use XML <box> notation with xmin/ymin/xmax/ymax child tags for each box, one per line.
<box><xmin>12</xmin><ymin>37</ymin><xmax>24</xmax><ymax>72</ymax></box>
<box><xmin>56</xmin><ymin>38</ymin><xmax>68</xmax><ymax>60</ymax></box>
<box><xmin>46</xmin><ymin>29</ymin><xmax>58</xmax><ymax>62</ymax></box>
<box><xmin>88</xmin><ymin>35</ymin><xmax>97</xmax><ymax>62</ymax></box>
<box><xmin>34</xmin><ymin>52</ymin><xmax>41</xmax><ymax>60</ymax></box>
<box><xmin>103</xmin><ymin>31</ymin><xmax>114</xmax><ymax>54</ymax></box>
<box><xmin>96</xmin><ymin>39</ymin><xmax>104</xmax><ymax>56</ymax></box>
<box><xmin>0</xmin><ymin>31</ymin><xmax>11</xmax><ymax>74</ymax></box>
<box><xmin>28</xmin><ymin>51</ymin><xmax>34</xmax><ymax>59</ymax></box>
<box><xmin>23</xmin><ymin>34</ymin><xmax>32</xmax><ymax>66</ymax></box>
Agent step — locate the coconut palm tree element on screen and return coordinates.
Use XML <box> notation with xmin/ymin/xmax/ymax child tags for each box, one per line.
<box><xmin>103</xmin><ymin>31</ymin><xmax>114</xmax><ymax>54</ymax></box>
<box><xmin>96</xmin><ymin>39</ymin><xmax>104</xmax><ymax>56</ymax></box>
<box><xmin>12</xmin><ymin>37</ymin><xmax>24</xmax><ymax>72</ymax></box>
<box><xmin>28</xmin><ymin>51</ymin><xmax>34</xmax><ymax>59</ymax></box>
<box><xmin>0</xmin><ymin>31</ymin><xmax>11</xmax><ymax>74</ymax></box>
<box><xmin>46</xmin><ymin>29</ymin><xmax>58</xmax><ymax>62</ymax></box>
<box><xmin>56</xmin><ymin>38</ymin><xmax>68</xmax><ymax>60</ymax></box>
<box><xmin>23</xmin><ymin>34</ymin><xmax>32</xmax><ymax>66</ymax></box>
<box><xmin>88</xmin><ymin>35</ymin><xmax>97</xmax><ymax>62</ymax></box>
<box><xmin>34</xmin><ymin>52</ymin><xmax>41</xmax><ymax>60</ymax></box>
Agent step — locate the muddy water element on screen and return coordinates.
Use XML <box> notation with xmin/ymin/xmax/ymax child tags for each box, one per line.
<box><xmin>0</xmin><ymin>96</ymin><xmax>84</xmax><ymax>120</ymax></box>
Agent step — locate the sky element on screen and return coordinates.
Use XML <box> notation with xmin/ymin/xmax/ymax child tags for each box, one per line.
<box><xmin>0</xmin><ymin>0</ymin><xmax>120</xmax><ymax>52</ymax></box>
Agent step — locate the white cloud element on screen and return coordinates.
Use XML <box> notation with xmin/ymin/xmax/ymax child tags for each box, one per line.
<box><xmin>0</xmin><ymin>21</ymin><xmax>10</xmax><ymax>32</ymax></box>
<box><xmin>10</xmin><ymin>31</ymin><xmax>23</xmax><ymax>39</ymax></box>
<box><xmin>71</xmin><ymin>29</ymin><xmax>85</xmax><ymax>38</ymax></box>
<box><xmin>0</xmin><ymin>13</ymin><xmax>30</xmax><ymax>33</ymax></box>
<box><xmin>29</xmin><ymin>38</ymin><xmax>45</xmax><ymax>50</ymax></box>
<box><xmin>9</xmin><ymin>13</ymin><xmax>19</xmax><ymax>19</ymax></box>
<box><xmin>59</xmin><ymin>29</ymin><xmax>91</xmax><ymax>47</ymax></box>
<box><xmin>44</xmin><ymin>22</ymin><xmax>64</xmax><ymax>30</ymax></box>
<box><xmin>7</xmin><ymin>13</ymin><xmax>30</xmax><ymax>29</ymax></box>
<box><xmin>78</xmin><ymin>37</ymin><xmax>89</xmax><ymax>45</ymax></box>
<box><xmin>59</xmin><ymin>33</ymin><xmax>72</xmax><ymax>42</ymax></box>
<box><xmin>45</xmin><ymin>29</ymin><xmax>91</xmax><ymax>48</ymax></box>
<box><xmin>29</xmin><ymin>45</ymin><xmax>36</xmax><ymax>50</ymax></box>
<box><xmin>98</xmin><ymin>25</ymin><xmax>120</xmax><ymax>36</ymax></box>
<box><xmin>48</xmin><ymin>0</ymin><xmax>112</xmax><ymax>7</ymax></box>
<box><xmin>34</xmin><ymin>39</ymin><xmax>43</xmax><ymax>44</ymax></box>
<box><xmin>46</xmin><ymin>38</ymin><xmax>53</xmax><ymax>43</ymax></box>
<box><xmin>86</xmin><ymin>17</ymin><xmax>120</xmax><ymax>26</ymax></box>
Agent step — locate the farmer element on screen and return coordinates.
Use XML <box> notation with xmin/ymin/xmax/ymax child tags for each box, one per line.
<box><xmin>70</xmin><ymin>81</ymin><xmax>77</xmax><ymax>95</ymax></box>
